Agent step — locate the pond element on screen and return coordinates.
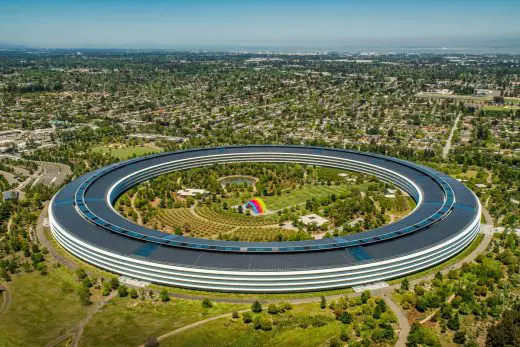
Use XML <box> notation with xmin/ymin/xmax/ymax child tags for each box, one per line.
<box><xmin>218</xmin><ymin>175</ymin><xmax>258</xmax><ymax>186</ymax></box>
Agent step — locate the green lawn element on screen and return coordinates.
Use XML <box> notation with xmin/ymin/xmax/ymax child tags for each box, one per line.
<box><xmin>162</xmin><ymin>301</ymin><xmax>396</xmax><ymax>347</ymax></box>
<box><xmin>0</xmin><ymin>267</ymin><xmax>89</xmax><ymax>347</ymax></box>
<box><xmin>261</xmin><ymin>184</ymin><xmax>357</xmax><ymax>211</ymax></box>
<box><xmin>79</xmin><ymin>297</ymin><xmax>246</xmax><ymax>346</ymax></box>
<box><xmin>91</xmin><ymin>145</ymin><xmax>160</xmax><ymax>160</ymax></box>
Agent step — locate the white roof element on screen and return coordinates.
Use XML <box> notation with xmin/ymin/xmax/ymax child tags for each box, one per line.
<box><xmin>176</xmin><ymin>188</ymin><xmax>209</xmax><ymax>196</ymax></box>
<box><xmin>299</xmin><ymin>214</ymin><xmax>328</xmax><ymax>226</ymax></box>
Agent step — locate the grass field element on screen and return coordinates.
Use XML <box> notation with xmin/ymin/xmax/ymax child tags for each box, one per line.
<box><xmin>0</xmin><ymin>267</ymin><xmax>89</xmax><ymax>347</ymax></box>
<box><xmin>79</xmin><ymin>297</ymin><xmax>247</xmax><ymax>346</ymax></box>
<box><xmin>261</xmin><ymin>184</ymin><xmax>358</xmax><ymax>211</ymax></box>
<box><xmin>91</xmin><ymin>144</ymin><xmax>160</xmax><ymax>160</ymax></box>
<box><xmin>162</xmin><ymin>301</ymin><xmax>397</xmax><ymax>347</ymax></box>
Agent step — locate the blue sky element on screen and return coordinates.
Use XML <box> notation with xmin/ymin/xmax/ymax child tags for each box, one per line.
<box><xmin>1</xmin><ymin>0</ymin><xmax>519</xmax><ymax>48</ymax></box>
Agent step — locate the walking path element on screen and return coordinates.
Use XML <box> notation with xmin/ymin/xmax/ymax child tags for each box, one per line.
<box><xmin>0</xmin><ymin>285</ymin><xmax>11</xmax><ymax>320</ymax></box>
<box><xmin>382</xmin><ymin>293</ymin><xmax>409</xmax><ymax>347</ymax></box>
<box><xmin>142</xmin><ymin>309</ymin><xmax>250</xmax><ymax>346</ymax></box>
<box><xmin>45</xmin><ymin>292</ymin><xmax>116</xmax><ymax>347</ymax></box>
<box><xmin>442</xmin><ymin>113</ymin><xmax>461</xmax><ymax>159</ymax></box>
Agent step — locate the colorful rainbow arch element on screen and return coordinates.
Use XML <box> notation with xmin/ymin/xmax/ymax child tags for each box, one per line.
<box><xmin>245</xmin><ymin>198</ymin><xmax>266</xmax><ymax>214</ymax></box>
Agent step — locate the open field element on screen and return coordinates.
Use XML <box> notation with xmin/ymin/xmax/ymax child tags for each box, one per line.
<box><xmin>162</xmin><ymin>300</ymin><xmax>397</xmax><ymax>347</ymax></box>
<box><xmin>0</xmin><ymin>267</ymin><xmax>89</xmax><ymax>347</ymax></box>
<box><xmin>91</xmin><ymin>144</ymin><xmax>160</xmax><ymax>160</ymax></box>
<box><xmin>261</xmin><ymin>183</ymin><xmax>359</xmax><ymax>211</ymax></box>
<box><xmin>79</xmin><ymin>297</ymin><xmax>246</xmax><ymax>346</ymax></box>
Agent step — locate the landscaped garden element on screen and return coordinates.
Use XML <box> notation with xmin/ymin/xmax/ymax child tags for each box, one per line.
<box><xmin>115</xmin><ymin>163</ymin><xmax>415</xmax><ymax>242</ymax></box>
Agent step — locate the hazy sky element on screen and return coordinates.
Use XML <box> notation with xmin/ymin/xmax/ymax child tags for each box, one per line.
<box><xmin>1</xmin><ymin>0</ymin><xmax>519</xmax><ymax>48</ymax></box>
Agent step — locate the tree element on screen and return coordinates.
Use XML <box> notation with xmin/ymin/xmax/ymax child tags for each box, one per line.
<box><xmin>320</xmin><ymin>296</ymin><xmax>327</xmax><ymax>309</ymax></box>
<box><xmin>361</xmin><ymin>290</ymin><xmax>371</xmax><ymax>304</ymax></box>
<box><xmin>118</xmin><ymin>285</ymin><xmax>129</xmax><ymax>297</ymax></box>
<box><xmin>447</xmin><ymin>313</ymin><xmax>460</xmax><ymax>331</ymax></box>
<box><xmin>78</xmin><ymin>286</ymin><xmax>92</xmax><ymax>306</ymax></box>
<box><xmin>202</xmin><ymin>298</ymin><xmax>213</xmax><ymax>308</ymax></box>
<box><xmin>453</xmin><ymin>331</ymin><xmax>466</xmax><ymax>344</ymax></box>
<box><xmin>110</xmin><ymin>277</ymin><xmax>120</xmax><ymax>289</ymax></box>
<box><xmin>407</xmin><ymin>323</ymin><xmax>441</xmax><ymax>347</ymax></box>
<box><xmin>339</xmin><ymin>311</ymin><xmax>353</xmax><ymax>324</ymax></box>
<box><xmin>251</xmin><ymin>300</ymin><xmax>262</xmax><ymax>313</ymax></box>
<box><xmin>160</xmin><ymin>289</ymin><xmax>170</xmax><ymax>302</ymax></box>
<box><xmin>486</xmin><ymin>308</ymin><xmax>520</xmax><ymax>347</ymax></box>
<box><xmin>401</xmin><ymin>278</ymin><xmax>410</xmax><ymax>291</ymax></box>
<box><xmin>102</xmin><ymin>282</ymin><xmax>112</xmax><ymax>296</ymax></box>
<box><xmin>130</xmin><ymin>288</ymin><xmax>138</xmax><ymax>299</ymax></box>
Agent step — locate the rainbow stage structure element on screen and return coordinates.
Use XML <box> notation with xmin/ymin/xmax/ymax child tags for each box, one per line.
<box><xmin>245</xmin><ymin>198</ymin><xmax>266</xmax><ymax>214</ymax></box>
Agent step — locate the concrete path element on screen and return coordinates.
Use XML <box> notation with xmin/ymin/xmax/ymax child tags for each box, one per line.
<box><xmin>382</xmin><ymin>293</ymin><xmax>409</xmax><ymax>347</ymax></box>
<box><xmin>142</xmin><ymin>309</ymin><xmax>250</xmax><ymax>346</ymax></box>
<box><xmin>442</xmin><ymin>113</ymin><xmax>461</xmax><ymax>159</ymax></box>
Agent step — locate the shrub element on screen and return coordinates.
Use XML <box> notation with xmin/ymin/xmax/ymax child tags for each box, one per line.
<box><xmin>339</xmin><ymin>311</ymin><xmax>353</xmax><ymax>324</ymax></box>
<box><xmin>267</xmin><ymin>304</ymin><xmax>279</xmax><ymax>314</ymax></box>
<box><xmin>110</xmin><ymin>277</ymin><xmax>120</xmax><ymax>289</ymax></box>
<box><xmin>75</xmin><ymin>268</ymin><xmax>87</xmax><ymax>280</ymax></box>
<box><xmin>320</xmin><ymin>296</ymin><xmax>327</xmax><ymax>309</ymax></box>
<box><xmin>160</xmin><ymin>289</ymin><xmax>170</xmax><ymax>302</ymax></box>
<box><xmin>118</xmin><ymin>285</ymin><xmax>128</xmax><ymax>297</ymax></box>
<box><xmin>130</xmin><ymin>288</ymin><xmax>138</xmax><ymax>299</ymax></box>
<box><xmin>242</xmin><ymin>311</ymin><xmax>253</xmax><ymax>323</ymax></box>
<box><xmin>202</xmin><ymin>298</ymin><xmax>213</xmax><ymax>308</ymax></box>
<box><xmin>329</xmin><ymin>337</ymin><xmax>342</xmax><ymax>347</ymax></box>
<box><xmin>251</xmin><ymin>300</ymin><xmax>262</xmax><ymax>313</ymax></box>
<box><xmin>360</xmin><ymin>290</ymin><xmax>371</xmax><ymax>304</ymax></box>
<box><xmin>453</xmin><ymin>331</ymin><xmax>466</xmax><ymax>344</ymax></box>
<box><xmin>232</xmin><ymin>311</ymin><xmax>239</xmax><ymax>319</ymax></box>
<box><xmin>102</xmin><ymin>282</ymin><xmax>111</xmax><ymax>296</ymax></box>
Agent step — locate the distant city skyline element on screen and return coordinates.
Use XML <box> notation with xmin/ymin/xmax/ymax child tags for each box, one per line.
<box><xmin>1</xmin><ymin>0</ymin><xmax>519</xmax><ymax>50</ymax></box>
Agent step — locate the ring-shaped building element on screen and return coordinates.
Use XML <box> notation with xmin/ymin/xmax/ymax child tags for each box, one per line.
<box><xmin>50</xmin><ymin>145</ymin><xmax>481</xmax><ymax>292</ymax></box>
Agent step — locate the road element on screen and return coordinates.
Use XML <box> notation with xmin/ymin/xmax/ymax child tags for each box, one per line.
<box><xmin>442</xmin><ymin>113</ymin><xmax>461</xmax><ymax>159</ymax></box>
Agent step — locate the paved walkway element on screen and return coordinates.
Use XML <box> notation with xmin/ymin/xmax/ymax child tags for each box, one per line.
<box><xmin>442</xmin><ymin>113</ymin><xmax>461</xmax><ymax>159</ymax></box>
<box><xmin>142</xmin><ymin>309</ymin><xmax>250</xmax><ymax>346</ymax></box>
<box><xmin>382</xmin><ymin>293</ymin><xmax>409</xmax><ymax>347</ymax></box>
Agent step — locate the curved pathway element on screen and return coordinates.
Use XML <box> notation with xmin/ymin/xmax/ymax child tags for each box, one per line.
<box><xmin>141</xmin><ymin>309</ymin><xmax>250</xmax><ymax>347</ymax></box>
<box><xmin>382</xmin><ymin>293</ymin><xmax>409</xmax><ymax>347</ymax></box>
